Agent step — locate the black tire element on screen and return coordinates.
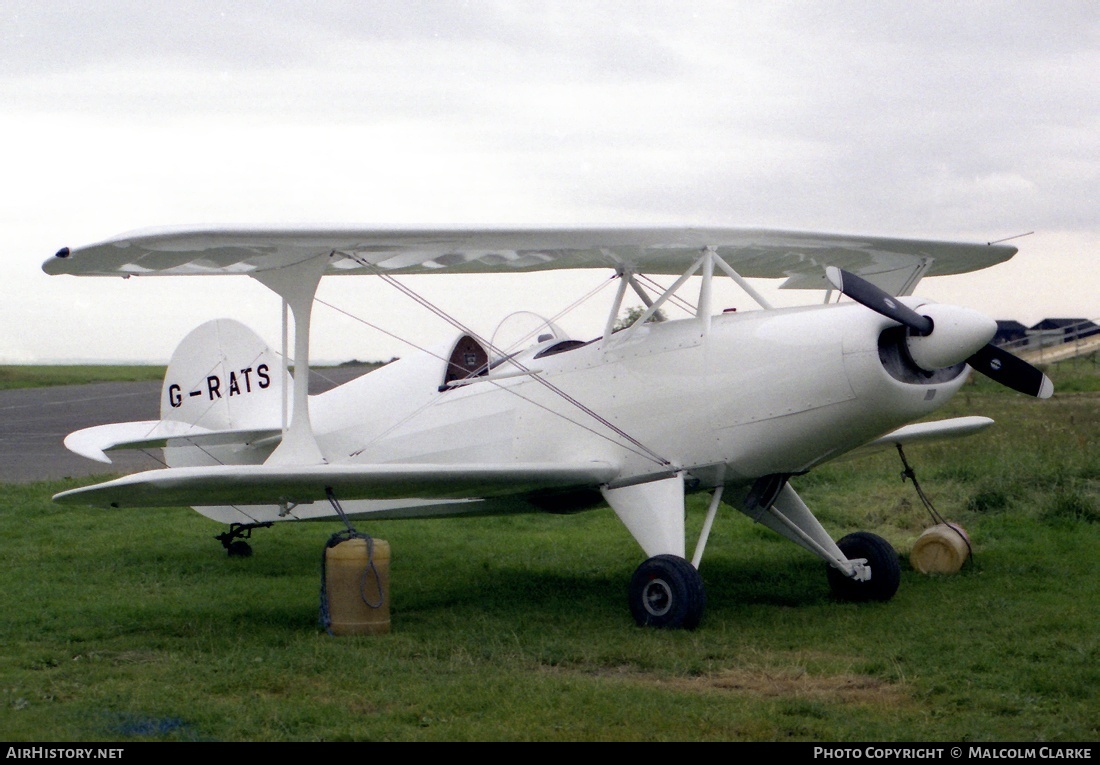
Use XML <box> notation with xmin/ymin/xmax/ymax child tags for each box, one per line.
<box><xmin>227</xmin><ymin>540</ymin><xmax>253</xmax><ymax>558</ymax></box>
<box><xmin>826</xmin><ymin>531</ymin><xmax>900</xmax><ymax>602</ymax></box>
<box><xmin>628</xmin><ymin>554</ymin><xmax>706</xmax><ymax>629</ymax></box>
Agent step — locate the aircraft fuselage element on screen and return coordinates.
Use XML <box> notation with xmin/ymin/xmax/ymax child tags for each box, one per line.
<box><xmin>311</xmin><ymin>300</ymin><xmax>966</xmax><ymax>499</ymax></box>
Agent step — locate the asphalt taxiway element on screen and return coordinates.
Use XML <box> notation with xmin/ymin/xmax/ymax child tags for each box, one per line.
<box><xmin>0</xmin><ymin>367</ymin><xmax>369</xmax><ymax>483</ymax></box>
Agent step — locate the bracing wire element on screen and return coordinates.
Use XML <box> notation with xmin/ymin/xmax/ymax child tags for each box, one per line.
<box><xmin>634</xmin><ymin>272</ymin><xmax>698</xmax><ymax>316</ymax></box>
<box><xmin>317</xmin><ymin>283</ymin><xmax>672</xmax><ymax>465</ymax></box>
<box><xmin>342</xmin><ymin>255</ymin><xmax>673</xmax><ymax>467</ymax></box>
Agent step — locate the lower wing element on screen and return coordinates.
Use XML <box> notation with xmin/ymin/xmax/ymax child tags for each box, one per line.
<box><xmin>52</xmin><ymin>461</ymin><xmax>619</xmax><ymax>509</ymax></box>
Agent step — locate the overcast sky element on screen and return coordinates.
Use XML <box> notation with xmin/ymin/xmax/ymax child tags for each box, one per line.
<box><xmin>2</xmin><ymin>1</ymin><xmax>1096</xmax><ymax>363</ymax></box>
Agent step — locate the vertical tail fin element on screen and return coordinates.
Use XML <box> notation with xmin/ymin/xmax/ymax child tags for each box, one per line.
<box><xmin>162</xmin><ymin>318</ymin><xmax>287</xmax><ymax>467</ymax></box>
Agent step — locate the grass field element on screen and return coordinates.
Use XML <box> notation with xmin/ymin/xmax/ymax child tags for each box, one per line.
<box><xmin>0</xmin><ymin>365</ymin><xmax>167</xmax><ymax>390</ymax></box>
<box><xmin>0</xmin><ymin>360</ymin><xmax>1096</xmax><ymax>741</ymax></box>
<box><xmin>0</xmin><ymin>361</ymin><xmax>386</xmax><ymax>391</ymax></box>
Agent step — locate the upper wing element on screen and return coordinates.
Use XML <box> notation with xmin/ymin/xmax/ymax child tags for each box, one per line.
<box><xmin>43</xmin><ymin>225</ymin><xmax>1016</xmax><ymax>295</ymax></box>
<box><xmin>51</xmin><ymin>461</ymin><xmax>619</xmax><ymax>509</ymax></box>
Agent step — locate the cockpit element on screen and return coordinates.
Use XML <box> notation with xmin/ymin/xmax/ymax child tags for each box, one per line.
<box><xmin>439</xmin><ymin>312</ymin><xmax>590</xmax><ymax>390</ymax></box>
<box><xmin>442</xmin><ymin>334</ymin><xmax>489</xmax><ymax>386</ymax></box>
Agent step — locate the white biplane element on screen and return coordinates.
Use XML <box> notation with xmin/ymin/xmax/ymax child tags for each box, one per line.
<box><xmin>43</xmin><ymin>226</ymin><xmax>1052</xmax><ymax>628</ymax></box>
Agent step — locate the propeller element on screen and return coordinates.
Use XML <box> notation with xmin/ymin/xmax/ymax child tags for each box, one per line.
<box><xmin>825</xmin><ymin>267</ymin><xmax>1053</xmax><ymax>399</ymax></box>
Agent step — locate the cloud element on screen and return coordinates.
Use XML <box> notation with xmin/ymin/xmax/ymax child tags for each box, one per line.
<box><xmin>2</xmin><ymin>1</ymin><xmax>1096</xmax><ymax>361</ymax></box>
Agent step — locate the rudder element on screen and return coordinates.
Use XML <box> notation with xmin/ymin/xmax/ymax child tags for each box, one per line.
<box><xmin>161</xmin><ymin>318</ymin><xmax>287</xmax><ymax>467</ymax></box>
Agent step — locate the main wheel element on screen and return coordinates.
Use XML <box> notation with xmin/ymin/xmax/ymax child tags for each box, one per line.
<box><xmin>826</xmin><ymin>531</ymin><xmax>900</xmax><ymax>602</ymax></box>
<box><xmin>628</xmin><ymin>554</ymin><xmax>706</xmax><ymax>629</ymax></box>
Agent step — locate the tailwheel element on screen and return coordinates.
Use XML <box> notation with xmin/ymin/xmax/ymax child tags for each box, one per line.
<box><xmin>628</xmin><ymin>554</ymin><xmax>706</xmax><ymax>629</ymax></box>
<box><xmin>827</xmin><ymin>531</ymin><xmax>901</xmax><ymax>602</ymax></box>
<box><xmin>215</xmin><ymin>522</ymin><xmax>273</xmax><ymax>558</ymax></box>
<box><xmin>227</xmin><ymin>541</ymin><xmax>252</xmax><ymax>558</ymax></box>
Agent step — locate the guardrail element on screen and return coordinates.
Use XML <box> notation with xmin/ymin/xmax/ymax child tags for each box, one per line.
<box><xmin>997</xmin><ymin>319</ymin><xmax>1100</xmax><ymax>365</ymax></box>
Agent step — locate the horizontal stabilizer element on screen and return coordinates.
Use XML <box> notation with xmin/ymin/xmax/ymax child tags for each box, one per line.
<box><xmin>64</xmin><ymin>421</ymin><xmax>283</xmax><ymax>464</ymax></box>
<box><xmin>52</xmin><ymin>461</ymin><xmax>619</xmax><ymax>508</ymax></box>
<box><xmin>841</xmin><ymin>416</ymin><xmax>994</xmax><ymax>461</ymax></box>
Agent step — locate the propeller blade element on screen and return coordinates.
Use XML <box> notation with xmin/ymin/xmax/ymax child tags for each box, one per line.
<box><xmin>825</xmin><ymin>267</ymin><xmax>933</xmax><ymax>335</ymax></box>
<box><xmin>967</xmin><ymin>344</ymin><xmax>1054</xmax><ymax>399</ymax></box>
<box><xmin>827</xmin><ymin>266</ymin><xmax>1053</xmax><ymax>399</ymax></box>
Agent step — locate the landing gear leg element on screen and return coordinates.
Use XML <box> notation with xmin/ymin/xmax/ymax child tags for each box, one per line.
<box><xmin>628</xmin><ymin>555</ymin><xmax>706</xmax><ymax>629</ymax></box>
<box><xmin>737</xmin><ymin>476</ymin><xmax>901</xmax><ymax>603</ymax></box>
<box><xmin>215</xmin><ymin>522</ymin><xmax>273</xmax><ymax>557</ymax></box>
<box><xmin>601</xmin><ymin>474</ymin><xmax>704</xmax><ymax>628</ymax></box>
